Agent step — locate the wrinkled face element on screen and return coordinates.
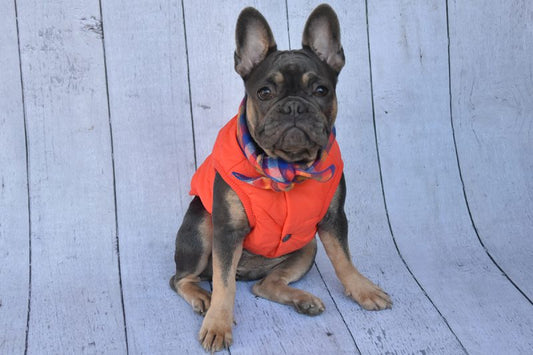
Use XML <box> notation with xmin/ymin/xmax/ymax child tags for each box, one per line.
<box><xmin>244</xmin><ymin>49</ymin><xmax>339</xmax><ymax>164</ymax></box>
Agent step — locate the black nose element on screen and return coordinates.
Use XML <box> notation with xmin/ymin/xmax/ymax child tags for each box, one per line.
<box><xmin>280</xmin><ymin>101</ymin><xmax>307</xmax><ymax>115</ymax></box>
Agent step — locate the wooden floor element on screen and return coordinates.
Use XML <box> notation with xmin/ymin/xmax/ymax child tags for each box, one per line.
<box><xmin>1</xmin><ymin>0</ymin><xmax>532</xmax><ymax>354</ymax></box>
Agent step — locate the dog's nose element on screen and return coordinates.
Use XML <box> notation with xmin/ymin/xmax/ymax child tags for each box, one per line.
<box><xmin>281</xmin><ymin>101</ymin><xmax>306</xmax><ymax>116</ymax></box>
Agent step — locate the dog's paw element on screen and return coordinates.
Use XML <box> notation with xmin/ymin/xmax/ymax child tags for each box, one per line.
<box><xmin>293</xmin><ymin>292</ymin><xmax>325</xmax><ymax>316</ymax></box>
<box><xmin>171</xmin><ymin>275</ymin><xmax>212</xmax><ymax>315</ymax></box>
<box><xmin>190</xmin><ymin>289</ymin><xmax>212</xmax><ymax>316</ymax></box>
<box><xmin>198</xmin><ymin>309</ymin><xmax>233</xmax><ymax>352</ymax></box>
<box><xmin>344</xmin><ymin>274</ymin><xmax>392</xmax><ymax>311</ymax></box>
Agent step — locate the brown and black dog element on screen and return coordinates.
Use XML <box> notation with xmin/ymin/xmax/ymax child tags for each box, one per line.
<box><xmin>170</xmin><ymin>4</ymin><xmax>391</xmax><ymax>352</ymax></box>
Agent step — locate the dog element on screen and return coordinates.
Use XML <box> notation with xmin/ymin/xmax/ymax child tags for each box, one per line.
<box><xmin>170</xmin><ymin>4</ymin><xmax>392</xmax><ymax>352</ymax></box>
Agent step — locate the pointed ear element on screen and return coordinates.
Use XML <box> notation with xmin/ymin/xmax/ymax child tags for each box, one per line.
<box><xmin>302</xmin><ymin>4</ymin><xmax>345</xmax><ymax>73</ymax></box>
<box><xmin>234</xmin><ymin>7</ymin><xmax>277</xmax><ymax>78</ymax></box>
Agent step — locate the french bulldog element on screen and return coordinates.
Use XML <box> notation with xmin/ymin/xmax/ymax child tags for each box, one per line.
<box><xmin>170</xmin><ymin>4</ymin><xmax>391</xmax><ymax>352</ymax></box>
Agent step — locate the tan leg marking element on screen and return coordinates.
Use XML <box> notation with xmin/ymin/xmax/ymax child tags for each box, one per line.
<box><xmin>252</xmin><ymin>239</ymin><xmax>325</xmax><ymax>315</ymax></box>
<box><xmin>198</xmin><ymin>244</ymin><xmax>242</xmax><ymax>352</ymax></box>
<box><xmin>319</xmin><ymin>231</ymin><xmax>392</xmax><ymax>310</ymax></box>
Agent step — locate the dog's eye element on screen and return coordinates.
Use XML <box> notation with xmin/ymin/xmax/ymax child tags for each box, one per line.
<box><xmin>257</xmin><ymin>87</ymin><xmax>273</xmax><ymax>100</ymax></box>
<box><xmin>313</xmin><ymin>86</ymin><xmax>329</xmax><ymax>97</ymax></box>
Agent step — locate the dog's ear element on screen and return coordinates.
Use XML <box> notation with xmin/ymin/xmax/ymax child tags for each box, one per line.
<box><xmin>234</xmin><ymin>7</ymin><xmax>277</xmax><ymax>78</ymax></box>
<box><xmin>302</xmin><ymin>4</ymin><xmax>345</xmax><ymax>73</ymax></box>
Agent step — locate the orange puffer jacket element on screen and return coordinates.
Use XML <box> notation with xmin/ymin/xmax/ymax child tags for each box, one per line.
<box><xmin>190</xmin><ymin>114</ymin><xmax>343</xmax><ymax>258</ymax></box>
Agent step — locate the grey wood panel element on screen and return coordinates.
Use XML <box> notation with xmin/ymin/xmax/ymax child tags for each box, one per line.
<box><xmin>449</xmin><ymin>0</ymin><xmax>533</xmax><ymax>299</ymax></box>
<box><xmin>184</xmin><ymin>0</ymin><xmax>245</xmax><ymax>165</ymax></box>
<box><xmin>100</xmin><ymin>0</ymin><xmax>200</xmax><ymax>353</ymax></box>
<box><xmin>184</xmin><ymin>1</ymin><xmax>358</xmax><ymax>353</ymax></box>
<box><xmin>288</xmin><ymin>1</ymin><xmax>466</xmax><ymax>353</ymax></box>
<box><xmin>1</xmin><ymin>1</ymin><xmax>531</xmax><ymax>354</ymax></box>
<box><xmin>16</xmin><ymin>1</ymin><xmax>126</xmax><ymax>352</ymax></box>
<box><xmin>0</xmin><ymin>1</ymin><xmax>29</xmax><ymax>353</ymax></box>
<box><xmin>368</xmin><ymin>1</ymin><xmax>533</xmax><ymax>353</ymax></box>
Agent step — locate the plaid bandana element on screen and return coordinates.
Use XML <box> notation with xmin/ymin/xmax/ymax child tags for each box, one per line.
<box><xmin>232</xmin><ymin>98</ymin><xmax>337</xmax><ymax>192</ymax></box>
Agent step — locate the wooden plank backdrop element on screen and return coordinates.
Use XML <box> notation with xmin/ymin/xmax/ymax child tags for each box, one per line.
<box><xmin>449</xmin><ymin>0</ymin><xmax>533</xmax><ymax>300</ymax></box>
<box><xmin>1</xmin><ymin>0</ymin><xmax>532</xmax><ymax>354</ymax></box>
<box><xmin>0</xmin><ymin>1</ymin><xmax>29</xmax><ymax>354</ymax></box>
<box><xmin>368</xmin><ymin>1</ymin><xmax>533</xmax><ymax>354</ymax></box>
<box><xmin>14</xmin><ymin>0</ymin><xmax>126</xmax><ymax>353</ymax></box>
<box><xmin>100</xmin><ymin>1</ymin><xmax>199</xmax><ymax>353</ymax></box>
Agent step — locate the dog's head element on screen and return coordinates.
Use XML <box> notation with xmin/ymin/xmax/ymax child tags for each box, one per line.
<box><xmin>234</xmin><ymin>4</ymin><xmax>344</xmax><ymax>164</ymax></box>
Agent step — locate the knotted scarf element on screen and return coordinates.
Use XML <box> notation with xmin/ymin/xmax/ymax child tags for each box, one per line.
<box><xmin>232</xmin><ymin>98</ymin><xmax>336</xmax><ymax>192</ymax></box>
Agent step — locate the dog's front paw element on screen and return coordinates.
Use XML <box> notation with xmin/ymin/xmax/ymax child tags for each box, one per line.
<box><xmin>198</xmin><ymin>309</ymin><xmax>233</xmax><ymax>352</ymax></box>
<box><xmin>344</xmin><ymin>274</ymin><xmax>392</xmax><ymax>311</ymax></box>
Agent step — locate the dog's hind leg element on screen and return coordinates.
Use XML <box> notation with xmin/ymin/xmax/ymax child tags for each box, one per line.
<box><xmin>251</xmin><ymin>238</ymin><xmax>325</xmax><ymax>315</ymax></box>
<box><xmin>170</xmin><ymin>196</ymin><xmax>213</xmax><ymax>315</ymax></box>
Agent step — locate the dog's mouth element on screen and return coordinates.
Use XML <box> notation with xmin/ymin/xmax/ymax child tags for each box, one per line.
<box><xmin>270</xmin><ymin>127</ymin><xmax>323</xmax><ymax>164</ymax></box>
<box><xmin>273</xmin><ymin>148</ymin><xmax>320</xmax><ymax>164</ymax></box>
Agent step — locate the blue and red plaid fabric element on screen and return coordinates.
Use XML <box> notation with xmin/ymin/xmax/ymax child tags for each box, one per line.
<box><xmin>232</xmin><ymin>97</ymin><xmax>337</xmax><ymax>192</ymax></box>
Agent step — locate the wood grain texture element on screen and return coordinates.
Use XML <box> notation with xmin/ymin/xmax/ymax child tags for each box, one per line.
<box><xmin>289</xmin><ymin>1</ymin><xmax>466</xmax><ymax>353</ymax></box>
<box><xmin>0</xmin><ymin>1</ymin><xmax>29</xmax><ymax>353</ymax></box>
<box><xmin>1</xmin><ymin>1</ymin><xmax>532</xmax><ymax>354</ymax></box>
<box><xmin>184</xmin><ymin>1</ymin><xmax>358</xmax><ymax>353</ymax></box>
<box><xmin>100</xmin><ymin>0</ymin><xmax>201</xmax><ymax>352</ymax></box>
<box><xmin>369</xmin><ymin>0</ymin><xmax>533</xmax><ymax>353</ymax></box>
<box><xmin>449</xmin><ymin>0</ymin><xmax>533</xmax><ymax>299</ymax></box>
<box><xmin>16</xmin><ymin>0</ymin><xmax>126</xmax><ymax>353</ymax></box>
